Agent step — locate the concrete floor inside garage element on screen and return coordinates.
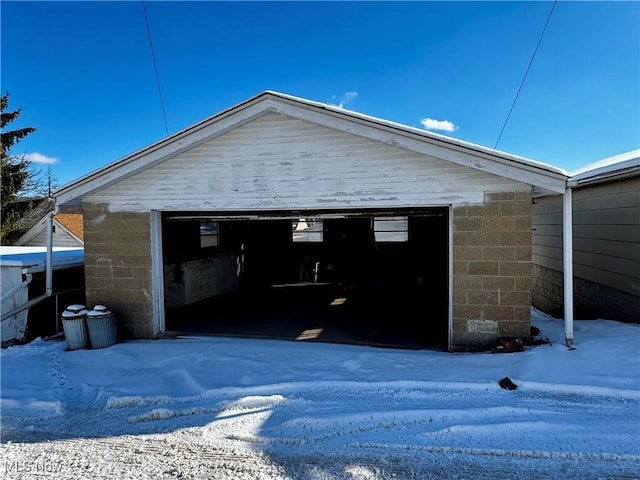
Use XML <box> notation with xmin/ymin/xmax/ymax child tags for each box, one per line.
<box><xmin>166</xmin><ymin>282</ymin><xmax>448</xmax><ymax>350</ymax></box>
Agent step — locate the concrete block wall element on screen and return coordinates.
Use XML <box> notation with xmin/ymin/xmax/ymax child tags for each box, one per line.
<box><xmin>451</xmin><ymin>191</ymin><xmax>533</xmax><ymax>351</ymax></box>
<box><xmin>575</xmin><ymin>277</ymin><xmax>640</xmax><ymax>323</ymax></box>
<box><xmin>83</xmin><ymin>202</ymin><xmax>154</xmax><ymax>339</ymax></box>
<box><xmin>533</xmin><ymin>263</ymin><xmax>640</xmax><ymax>323</ymax></box>
<box><xmin>532</xmin><ymin>264</ymin><xmax>563</xmax><ymax>317</ymax></box>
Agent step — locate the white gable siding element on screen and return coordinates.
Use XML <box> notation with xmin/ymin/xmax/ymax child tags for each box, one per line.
<box><xmin>86</xmin><ymin>112</ymin><xmax>528</xmax><ymax>212</ymax></box>
<box><xmin>22</xmin><ymin>227</ymin><xmax>81</xmax><ymax>248</ymax></box>
<box><xmin>14</xmin><ymin>219</ymin><xmax>83</xmax><ymax>248</ymax></box>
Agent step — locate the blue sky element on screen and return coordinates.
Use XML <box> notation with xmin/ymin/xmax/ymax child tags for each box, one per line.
<box><xmin>2</xmin><ymin>1</ymin><xmax>639</xmax><ymax>187</ymax></box>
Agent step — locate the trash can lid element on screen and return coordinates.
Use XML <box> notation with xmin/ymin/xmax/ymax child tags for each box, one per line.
<box><xmin>62</xmin><ymin>308</ymin><xmax>88</xmax><ymax>318</ymax></box>
<box><xmin>87</xmin><ymin>307</ymin><xmax>112</xmax><ymax>318</ymax></box>
<box><xmin>93</xmin><ymin>305</ymin><xmax>109</xmax><ymax>312</ymax></box>
<box><xmin>66</xmin><ymin>304</ymin><xmax>87</xmax><ymax>313</ymax></box>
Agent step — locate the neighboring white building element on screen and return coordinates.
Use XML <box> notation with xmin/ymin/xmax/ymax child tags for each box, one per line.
<box><xmin>1</xmin><ymin>246</ymin><xmax>85</xmax><ymax>345</ymax></box>
<box><xmin>532</xmin><ymin>149</ymin><xmax>640</xmax><ymax>322</ymax></box>
<box><xmin>14</xmin><ymin>212</ymin><xmax>84</xmax><ymax>248</ymax></box>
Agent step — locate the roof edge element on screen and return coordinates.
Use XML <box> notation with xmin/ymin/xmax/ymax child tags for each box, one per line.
<box><xmin>569</xmin><ymin>149</ymin><xmax>640</xmax><ymax>186</ymax></box>
<box><xmin>264</xmin><ymin>91</ymin><xmax>568</xmax><ymax>178</ymax></box>
<box><xmin>55</xmin><ymin>91</ymin><xmax>275</xmax><ymax>201</ymax></box>
<box><xmin>55</xmin><ymin>90</ymin><xmax>570</xmax><ymax>204</ymax></box>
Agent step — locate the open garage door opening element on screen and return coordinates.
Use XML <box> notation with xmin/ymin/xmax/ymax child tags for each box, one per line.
<box><xmin>162</xmin><ymin>208</ymin><xmax>449</xmax><ymax>349</ymax></box>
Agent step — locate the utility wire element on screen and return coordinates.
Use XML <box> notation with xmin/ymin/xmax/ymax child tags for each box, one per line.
<box><xmin>142</xmin><ymin>0</ymin><xmax>169</xmax><ymax>136</ymax></box>
<box><xmin>494</xmin><ymin>0</ymin><xmax>557</xmax><ymax>149</ymax></box>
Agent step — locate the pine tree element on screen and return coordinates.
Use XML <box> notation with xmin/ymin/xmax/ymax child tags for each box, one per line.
<box><xmin>1</xmin><ymin>93</ymin><xmax>37</xmax><ymax>243</ymax></box>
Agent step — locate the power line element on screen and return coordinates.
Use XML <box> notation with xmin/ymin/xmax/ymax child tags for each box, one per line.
<box><xmin>142</xmin><ymin>0</ymin><xmax>169</xmax><ymax>136</ymax></box>
<box><xmin>494</xmin><ymin>0</ymin><xmax>558</xmax><ymax>150</ymax></box>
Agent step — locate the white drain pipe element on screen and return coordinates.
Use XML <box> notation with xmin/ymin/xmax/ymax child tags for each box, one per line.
<box><xmin>46</xmin><ymin>209</ymin><xmax>54</xmax><ymax>297</ymax></box>
<box><xmin>563</xmin><ymin>185</ymin><xmax>575</xmax><ymax>349</ymax></box>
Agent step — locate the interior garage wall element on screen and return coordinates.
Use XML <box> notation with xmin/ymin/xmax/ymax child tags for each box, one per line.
<box><xmin>451</xmin><ymin>191</ymin><xmax>533</xmax><ymax>351</ymax></box>
<box><xmin>83</xmin><ymin>202</ymin><xmax>153</xmax><ymax>338</ymax></box>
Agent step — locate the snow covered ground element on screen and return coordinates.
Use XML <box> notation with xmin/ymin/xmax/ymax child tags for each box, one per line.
<box><xmin>1</xmin><ymin>308</ymin><xmax>639</xmax><ymax>479</ymax></box>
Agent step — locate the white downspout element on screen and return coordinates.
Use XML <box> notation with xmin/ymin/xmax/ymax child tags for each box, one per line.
<box><xmin>563</xmin><ymin>185</ymin><xmax>575</xmax><ymax>349</ymax></box>
<box><xmin>45</xmin><ymin>209</ymin><xmax>55</xmax><ymax>297</ymax></box>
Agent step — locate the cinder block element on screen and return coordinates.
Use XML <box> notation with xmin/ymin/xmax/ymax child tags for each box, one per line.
<box><xmin>515</xmin><ymin>246</ymin><xmax>532</xmax><ymax>261</ymax></box>
<box><xmin>516</xmin><ymin>216</ymin><xmax>532</xmax><ymax>232</ymax></box>
<box><xmin>453</xmin><ymin>232</ymin><xmax>468</xmax><ymax>246</ymax></box>
<box><xmin>467</xmin><ymin>231</ymin><xmax>501</xmax><ymax>246</ymax></box>
<box><xmin>515</xmin><ymin>276</ymin><xmax>533</xmax><ymax>291</ymax></box>
<box><xmin>514</xmin><ymin>306</ymin><xmax>532</xmax><ymax>322</ymax></box>
<box><xmin>468</xmin><ymin>290</ymin><xmax>499</xmax><ymax>305</ymax></box>
<box><xmin>514</xmin><ymin>200</ymin><xmax>533</xmax><ymax>216</ymax></box>
<box><xmin>454</xmin><ymin>217</ymin><xmax>483</xmax><ymax>232</ymax></box>
<box><xmin>456</xmin><ymin>246</ymin><xmax>483</xmax><ymax>261</ymax></box>
<box><xmin>486</xmin><ymin>192</ymin><xmax>516</xmax><ymax>202</ymax></box>
<box><xmin>483</xmin><ymin>305</ymin><xmax>516</xmax><ymax>321</ymax></box>
<box><xmin>499</xmin><ymin>262</ymin><xmax>532</xmax><ymax>277</ymax></box>
<box><xmin>453</xmin><ymin>304</ymin><xmax>483</xmax><ymax>319</ymax></box>
<box><xmin>453</xmin><ymin>276</ymin><xmax>483</xmax><ymax>290</ymax></box>
<box><xmin>453</xmin><ymin>205</ymin><xmax>469</xmax><ymax>218</ymax></box>
<box><xmin>499</xmin><ymin>231</ymin><xmax>532</xmax><ymax>246</ymax></box>
<box><xmin>453</xmin><ymin>261</ymin><xmax>469</xmax><ymax>275</ymax></box>
<box><xmin>468</xmin><ymin>261</ymin><xmax>499</xmax><ymax>276</ymax></box>
<box><xmin>499</xmin><ymin>202</ymin><xmax>516</xmax><ymax>216</ymax></box>
<box><xmin>467</xmin><ymin>204</ymin><xmax>485</xmax><ymax>217</ymax></box>
<box><xmin>467</xmin><ymin>319</ymin><xmax>499</xmax><ymax>334</ymax></box>
<box><xmin>134</xmin><ymin>324</ymin><xmax>155</xmax><ymax>339</ymax></box>
<box><xmin>453</xmin><ymin>288</ymin><xmax>467</xmax><ymax>303</ymax></box>
<box><xmin>451</xmin><ymin>318</ymin><xmax>469</xmax><ymax>333</ymax></box>
<box><xmin>499</xmin><ymin>291</ymin><xmax>532</xmax><ymax>306</ymax></box>
<box><xmin>483</xmin><ymin>246</ymin><xmax>515</xmax><ymax>261</ymax></box>
<box><xmin>479</xmin><ymin>202</ymin><xmax>501</xmax><ymax>217</ymax></box>
<box><xmin>483</xmin><ymin>276</ymin><xmax>515</xmax><ymax>291</ymax></box>
<box><xmin>483</xmin><ymin>217</ymin><xmax>517</xmax><ymax>232</ymax></box>
<box><xmin>500</xmin><ymin>321</ymin><xmax>530</xmax><ymax>337</ymax></box>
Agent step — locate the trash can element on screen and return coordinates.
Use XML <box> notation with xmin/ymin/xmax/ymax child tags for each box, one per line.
<box><xmin>86</xmin><ymin>305</ymin><xmax>118</xmax><ymax>349</ymax></box>
<box><xmin>61</xmin><ymin>304</ymin><xmax>90</xmax><ymax>350</ymax></box>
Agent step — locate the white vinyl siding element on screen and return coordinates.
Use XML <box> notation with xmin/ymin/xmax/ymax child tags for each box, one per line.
<box><xmin>86</xmin><ymin>112</ymin><xmax>528</xmax><ymax>212</ymax></box>
<box><xmin>15</xmin><ymin>219</ymin><xmax>83</xmax><ymax>248</ymax></box>
<box><xmin>533</xmin><ymin>176</ymin><xmax>640</xmax><ymax>296</ymax></box>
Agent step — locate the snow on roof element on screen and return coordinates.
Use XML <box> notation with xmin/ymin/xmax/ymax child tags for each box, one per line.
<box><xmin>0</xmin><ymin>246</ymin><xmax>84</xmax><ymax>272</ymax></box>
<box><xmin>570</xmin><ymin>149</ymin><xmax>640</xmax><ymax>183</ymax></box>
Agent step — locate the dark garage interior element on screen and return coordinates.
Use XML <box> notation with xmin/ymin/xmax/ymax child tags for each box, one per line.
<box><xmin>162</xmin><ymin>208</ymin><xmax>449</xmax><ymax>349</ymax></box>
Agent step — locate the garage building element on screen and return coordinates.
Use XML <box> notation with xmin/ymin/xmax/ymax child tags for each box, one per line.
<box><xmin>54</xmin><ymin>91</ymin><xmax>568</xmax><ymax>351</ymax></box>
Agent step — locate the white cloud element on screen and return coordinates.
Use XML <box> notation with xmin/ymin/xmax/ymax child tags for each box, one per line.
<box><xmin>420</xmin><ymin>118</ymin><xmax>457</xmax><ymax>132</ymax></box>
<box><xmin>330</xmin><ymin>91</ymin><xmax>359</xmax><ymax>109</ymax></box>
<box><xmin>24</xmin><ymin>152</ymin><xmax>58</xmax><ymax>164</ymax></box>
